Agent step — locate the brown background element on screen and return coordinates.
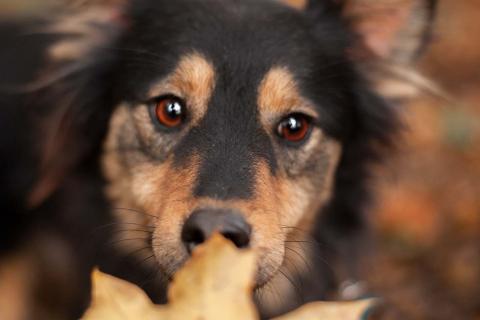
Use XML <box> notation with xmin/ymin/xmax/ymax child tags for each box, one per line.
<box><xmin>369</xmin><ymin>1</ymin><xmax>480</xmax><ymax>319</ymax></box>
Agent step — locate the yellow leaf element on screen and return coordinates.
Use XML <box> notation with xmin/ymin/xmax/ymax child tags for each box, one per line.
<box><xmin>82</xmin><ymin>235</ymin><xmax>373</xmax><ymax>320</ymax></box>
<box><xmin>82</xmin><ymin>269</ymin><xmax>159</xmax><ymax>320</ymax></box>
<box><xmin>157</xmin><ymin>233</ymin><xmax>258</xmax><ymax>320</ymax></box>
<box><xmin>272</xmin><ymin>299</ymin><xmax>375</xmax><ymax>320</ymax></box>
<box><xmin>82</xmin><ymin>234</ymin><xmax>258</xmax><ymax>320</ymax></box>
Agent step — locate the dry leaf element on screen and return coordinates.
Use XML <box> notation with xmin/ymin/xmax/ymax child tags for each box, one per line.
<box><xmin>272</xmin><ymin>300</ymin><xmax>374</xmax><ymax>320</ymax></box>
<box><xmin>156</xmin><ymin>233</ymin><xmax>258</xmax><ymax>320</ymax></box>
<box><xmin>83</xmin><ymin>234</ymin><xmax>374</xmax><ymax>320</ymax></box>
<box><xmin>83</xmin><ymin>234</ymin><xmax>258</xmax><ymax>320</ymax></box>
<box><xmin>82</xmin><ymin>270</ymin><xmax>159</xmax><ymax>320</ymax></box>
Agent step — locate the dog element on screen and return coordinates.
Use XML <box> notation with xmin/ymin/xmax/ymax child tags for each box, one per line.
<box><xmin>0</xmin><ymin>0</ymin><xmax>435</xmax><ymax>318</ymax></box>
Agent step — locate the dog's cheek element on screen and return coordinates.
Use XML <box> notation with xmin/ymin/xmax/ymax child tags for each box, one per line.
<box><xmin>276</xmin><ymin>132</ymin><xmax>342</xmax><ymax>229</ymax></box>
<box><xmin>142</xmin><ymin>157</ymin><xmax>201</xmax><ymax>275</ymax></box>
<box><xmin>240</xmin><ymin>138</ymin><xmax>340</xmax><ymax>284</ymax></box>
<box><xmin>253</xmin><ymin>139</ymin><xmax>341</xmax><ymax>312</ymax></box>
<box><xmin>102</xmin><ymin>103</ymin><xmax>204</xmax><ymax>274</ymax></box>
<box><xmin>101</xmin><ymin>103</ymin><xmax>179</xmax><ymax>261</ymax></box>
<box><xmin>132</xmin><ymin>161</ymin><xmax>186</xmax><ymax>276</ymax></box>
<box><xmin>101</xmin><ymin>105</ymin><xmax>153</xmax><ymax>256</ymax></box>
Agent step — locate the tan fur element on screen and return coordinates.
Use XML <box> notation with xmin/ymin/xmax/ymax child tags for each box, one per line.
<box><xmin>255</xmin><ymin>152</ymin><xmax>341</xmax><ymax>313</ymax></box>
<box><xmin>136</xmin><ymin>156</ymin><xmax>202</xmax><ymax>277</ymax></box>
<box><xmin>253</xmin><ymin>141</ymin><xmax>341</xmax><ymax>313</ymax></box>
<box><xmin>257</xmin><ymin>66</ymin><xmax>318</xmax><ymax>124</ymax></box>
<box><xmin>102</xmin><ymin>107</ymin><xmax>155</xmax><ymax>261</ymax></box>
<box><xmin>46</xmin><ymin>8</ymin><xmax>120</xmax><ymax>62</ymax></box>
<box><xmin>148</xmin><ymin>52</ymin><xmax>216</xmax><ymax>125</ymax></box>
<box><xmin>103</xmin><ymin>110</ymin><xmax>202</xmax><ymax>269</ymax></box>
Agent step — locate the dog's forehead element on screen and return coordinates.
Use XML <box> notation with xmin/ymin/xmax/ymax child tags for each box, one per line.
<box><xmin>119</xmin><ymin>0</ymin><xmax>322</xmax><ymax>92</ymax></box>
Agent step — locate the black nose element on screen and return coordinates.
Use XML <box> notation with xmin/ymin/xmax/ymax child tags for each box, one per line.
<box><xmin>181</xmin><ymin>208</ymin><xmax>251</xmax><ymax>253</ymax></box>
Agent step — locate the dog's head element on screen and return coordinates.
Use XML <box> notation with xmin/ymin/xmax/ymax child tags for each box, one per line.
<box><xmin>31</xmin><ymin>0</ymin><xmax>435</xmax><ymax>302</ymax></box>
<box><xmin>103</xmin><ymin>0</ymin><xmax>352</xmax><ymax>287</ymax></box>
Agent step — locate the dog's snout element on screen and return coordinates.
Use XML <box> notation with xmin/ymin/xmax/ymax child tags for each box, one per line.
<box><xmin>181</xmin><ymin>208</ymin><xmax>251</xmax><ymax>253</ymax></box>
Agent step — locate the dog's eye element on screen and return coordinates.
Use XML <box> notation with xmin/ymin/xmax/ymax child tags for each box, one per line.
<box><xmin>277</xmin><ymin>114</ymin><xmax>311</xmax><ymax>143</ymax></box>
<box><xmin>154</xmin><ymin>96</ymin><xmax>185</xmax><ymax>128</ymax></box>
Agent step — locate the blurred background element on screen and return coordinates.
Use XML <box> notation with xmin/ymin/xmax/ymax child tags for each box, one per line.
<box><xmin>367</xmin><ymin>1</ymin><xmax>480</xmax><ymax>319</ymax></box>
<box><xmin>1</xmin><ymin>0</ymin><xmax>479</xmax><ymax>319</ymax></box>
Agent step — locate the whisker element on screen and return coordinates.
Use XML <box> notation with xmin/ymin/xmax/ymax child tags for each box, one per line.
<box><xmin>281</xmin><ymin>225</ymin><xmax>328</xmax><ymax>249</ymax></box>
<box><xmin>122</xmin><ymin>246</ymin><xmax>153</xmax><ymax>258</ymax></box>
<box><xmin>284</xmin><ymin>240</ymin><xmax>324</xmax><ymax>248</ymax></box>
<box><xmin>92</xmin><ymin>221</ymin><xmax>154</xmax><ymax>231</ymax></box>
<box><xmin>282</xmin><ymin>253</ymin><xmax>307</xmax><ymax>289</ymax></box>
<box><xmin>108</xmin><ymin>237</ymin><xmax>150</xmax><ymax>246</ymax></box>
<box><xmin>284</xmin><ymin>245</ymin><xmax>314</xmax><ymax>275</ymax></box>
<box><xmin>277</xmin><ymin>268</ymin><xmax>303</xmax><ymax>304</ymax></box>
<box><xmin>254</xmin><ymin>280</ymin><xmax>280</xmax><ymax>313</ymax></box>
<box><xmin>112</xmin><ymin>207</ymin><xmax>159</xmax><ymax>220</ymax></box>
<box><xmin>113</xmin><ymin>229</ymin><xmax>153</xmax><ymax>234</ymax></box>
<box><xmin>280</xmin><ymin>225</ymin><xmax>335</xmax><ymax>275</ymax></box>
<box><xmin>139</xmin><ymin>266</ymin><xmax>165</xmax><ymax>291</ymax></box>
<box><xmin>136</xmin><ymin>254</ymin><xmax>156</xmax><ymax>268</ymax></box>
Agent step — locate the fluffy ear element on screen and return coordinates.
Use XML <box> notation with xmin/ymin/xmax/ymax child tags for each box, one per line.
<box><xmin>342</xmin><ymin>0</ymin><xmax>436</xmax><ymax>64</ymax></box>
<box><xmin>28</xmin><ymin>5</ymin><xmax>127</xmax><ymax>206</ymax></box>
<box><xmin>282</xmin><ymin>0</ymin><xmax>439</xmax><ymax>99</ymax></box>
<box><xmin>283</xmin><ymin>0</ymin><xmax>436</xmax><ymax>63</ymax></box>
<box><xmin>343</xmin><ymin>0</ymin><xmax>438</xmax><ymax>99</ymax></box>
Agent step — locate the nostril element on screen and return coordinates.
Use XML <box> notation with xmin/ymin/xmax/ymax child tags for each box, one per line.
<box><xmin>187</xmin><ymin>228</ymin><xmax>205</xmax><ymax>244</ymax></box>
<box><xmin>181</xmin><ymin>208</ymin><xmax>252</xmax><ymax>254</ymax></box>
<box><xmin>222</xmin><ymin>230</ymin><xmax>250</xmax><ymax>249</ymax></box>
<box><xmin>181</xmin><ymin>224</ymin><xmax>207</xmax><ymax>254</ymax></box>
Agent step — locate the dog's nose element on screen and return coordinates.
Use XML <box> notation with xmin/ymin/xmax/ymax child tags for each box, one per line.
<box><xmin>181</xmin><ymin>208</ymin><xmax>251</xmax><ymax>253</ymax></box>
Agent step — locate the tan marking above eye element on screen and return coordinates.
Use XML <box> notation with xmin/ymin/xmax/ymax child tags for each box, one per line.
<box><xmin>257</xmin><ymin>66</ymin><xmax>318</xmax><ymax>128</ymax></box>
<box><xmin>148</xmin><ymin>52</ymin><xmax>216</xmax><ymax>125</ymax></box>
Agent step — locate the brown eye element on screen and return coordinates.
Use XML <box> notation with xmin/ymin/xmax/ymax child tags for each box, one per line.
<box><xmin>155</xmin><ymin>96</ymin><xmax>185</xmax><ymax>128</ymax></box>
<box><xmin>277</xmin><ymin>114</ymin><xmax>311</xmax><ymax>143</ymax></box>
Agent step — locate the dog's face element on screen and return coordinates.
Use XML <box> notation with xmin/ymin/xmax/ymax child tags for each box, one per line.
<box><xmin>101</xmin><ymin>0</ymin><xmax>350</xmax><ymax>286</ymax></box>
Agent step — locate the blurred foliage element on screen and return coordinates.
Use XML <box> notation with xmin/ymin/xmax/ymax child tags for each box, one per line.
<box><xmin>368</xmin><ymin>1</ymin><xmax>480</xmax><ymax>319</ymax></box>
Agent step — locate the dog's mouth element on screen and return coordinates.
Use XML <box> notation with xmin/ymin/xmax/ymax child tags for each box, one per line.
<box><xmin>151</xmin><ymin>235</ymin><xmax>285</xmax><ymax>290</ymax></box>
<box><xmin>158</xmin><ymin>245</ymin><xmax>281</xmax><ymax>289</ymax></box>
<box><xmin>148</xmin><ymin>206</ymin><xmax>286</xmax><ymax>288</ymax></box>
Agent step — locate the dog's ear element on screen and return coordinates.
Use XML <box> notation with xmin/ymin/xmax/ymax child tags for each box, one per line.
<box><xmin>347</xmin><ymin>0</ymin><xmax>435</xmax><ymax>64</ymax></box>
<box><xmin>284</xmin><ymin>0</ymin><xmax>436</xmax><ymax>63</ymax></box>
<box><xmin>283</xmin><ymin>0</ymin><xmax>438</xmax><ymax>99</ymax></box>
<box><xmin>28</xmin><ymin>5</ymin><xmax>127</xmax><ymax>206</ymax></box>
<box><xmin>340</xmin><ymin>0</ymin><xmax>438</xmax><ymax>99</ymax></box>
